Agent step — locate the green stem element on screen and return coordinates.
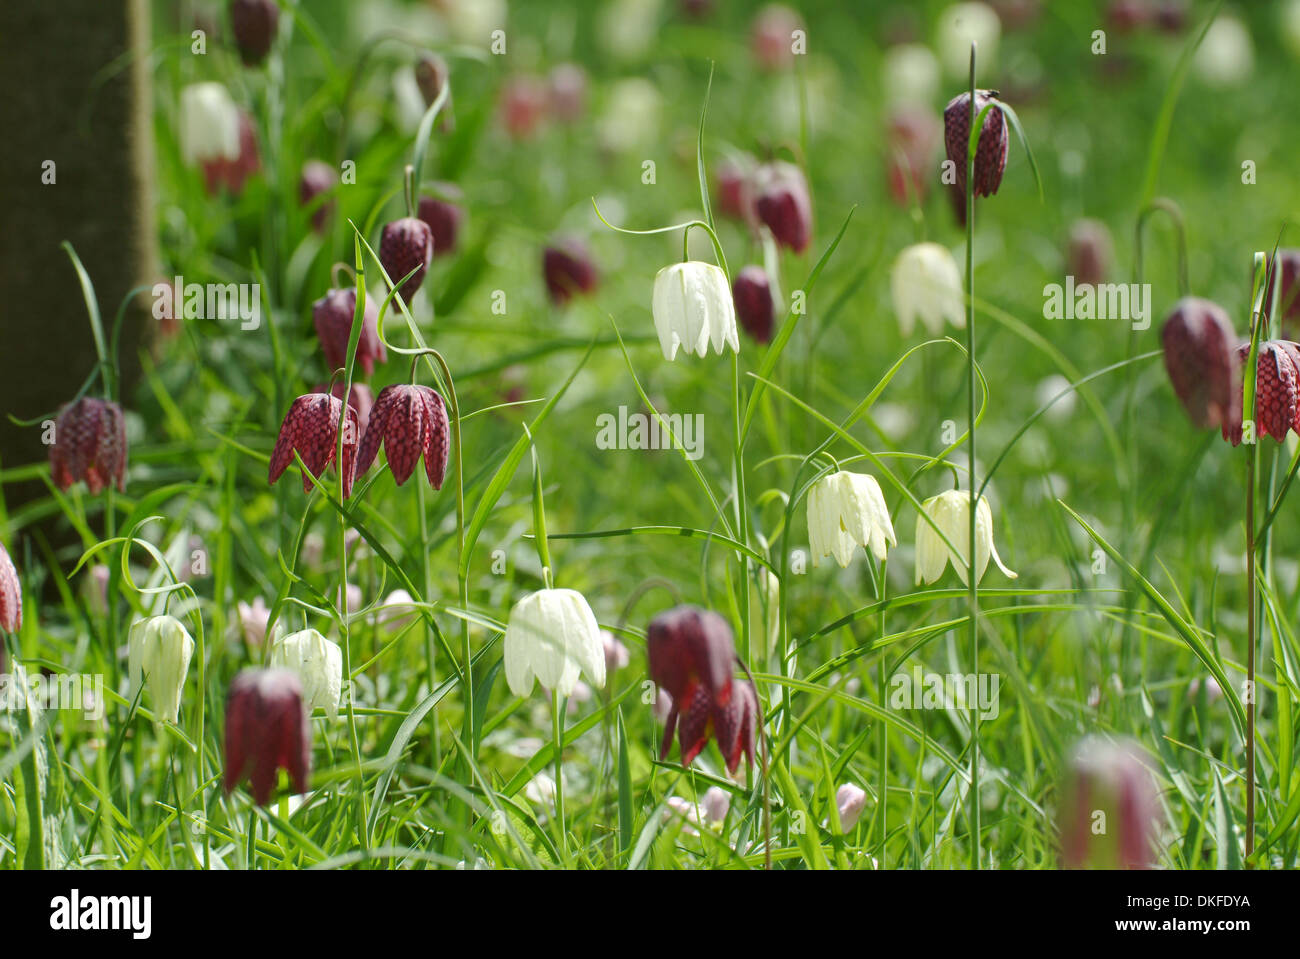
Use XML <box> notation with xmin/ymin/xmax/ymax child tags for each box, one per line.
<box><xmin>964</xmin><ymin>42</ymin><xmax>981</xmax><ymax>870</ymax></box>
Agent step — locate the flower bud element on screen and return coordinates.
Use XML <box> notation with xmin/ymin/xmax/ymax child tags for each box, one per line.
<box><xmin>500</xmin><ymin>75</ymin><xmax>549</xmax><ymax>140</ymax></box>
<box><xmin>128</xmin><ymin>615</ymin><xmax>195</xmax><ymax>724</ymax></box>
<box><xmin>1058</xmin><ymin>736</ymin><xmax>1158</xmax><ymax>869</ymax></box>
<box><xmin>1066</xmin><ymin>218</ymin><xmax>1112</xmax><ymax>288</ymax></box>
<box><xmin>1160</xmin><ymin>297</ymin><xmax>1238</xmax><ymax>430</ymax></box>
<box><xmin>269</xmin><ymin>628</ymin><xmax>343</xmax><ymax>719</ymax></box>
<box><xmin>754</xmin><ymin>162</ymin><xmax>812</xmax><ymax>254</ymax></box>
<box><xmin>543</xmin><ymin>237</ymin><xmax>599</xmax><ymax>305</ymax></box>
<box><xmin>223</xmin><ymin>668</ymin><xmax>311</xmax><ymax>805</ymax></box>
<box><xmin>236</xmin><ymin>597</ymin><xmax>271</xmax><ymax>647</ymax></box>
<box><xmin>379</xmin><ymin>217</ymin><xmax>435</xmax><ymax>306</ymax></box>
<box><xmin>0</xmin><ymin>540</ymin><xmax>22</xmax><ymax>633</ymax></box>
<box><xmin>230</xmin><ymin>0</ymin><xmax>280</xmax><ymax>67</ymax></box>
<box><xmin>652</xmin><ymin>261</ymin><xmax>739</xmax><ymax>360</ymax></box>
<box><xmin>943</xmin><ymin>90</ymin><xmax>1009</xmax><ymax>200</ymax></box>
<box><xmin>751</xmin><ymin>5</ymin><xmax>803</xmax><ymax>71</ymax></box>
<box><xmin>50</xmin><ymin>397</ymin><xmax>128</xmax><ymax>494</ymax></box>
<box><xmin>732</xmin><ymin>265</ymin><xmax>776</xmax><ymax>344</ymax></box>
<box><xmin>178</xmin><ymin>83</ymin><xmax>240</xmax><ymax>169</ymax></box>
<box><xmin>312</xmin><ymin>287</ymin><xmax>387</xmax><ymax>377</ymax></box>
<box><xmin>417</xmin><ymin>186</ymin><xmax>465</xmax><ymax>260</ymax></box>
<box><xmin>299</xmin><ymin>160</ymin><xmax>337</xmax><ymax>232</ymax></box>
<box><xmin>891</xmin><ymin>242</ymin><xmax>964</xmax><ymax>337</ymax></box>
<box><xmin>836</xmin><ymin>783</ymin><xmax>868</xmax><ymax>832</ymax></box>
<box><xmin>414</xmin><ymin>53</ymin><xmax>454</xmax><ymax>131</ymax></box>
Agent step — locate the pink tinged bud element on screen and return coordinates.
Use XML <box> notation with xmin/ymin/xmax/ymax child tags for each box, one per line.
<box><xmin>1221</xmin><ymin>340</ymin><xmax>1300</xmax><ymax>445</ymax></box>
<box><xmin>379</xmin><ymin>218</ymin><xmax>434</xmax><ymax>306</ymax></box>
<box><xmin>50</xmin><ymin>397</ymin><xmax>128</xmax><ymax>494</ymax></box>
<box><xmin>836</xmin><ymin>783</ymin><xmax>868</xmax><ymax>832</ymax></box>
<box><xmin>500</xmin><ymin>75</ymin><xmax>549</xmax><ymax>140</ymax></box>
<box><xmin>0</xmin><ymin>540</ymin><xmax>22</xmax><ymax>633</ymax></box>
<box><xmin>299</xmin><ymin>160</ymin><xmax>337</xmax><ymax>232</ymax></box>
<box><xmin>355</xmin><ymin>384</ymin><xmax>451</xmax><ymax>489</ymax></box>
<box><xmin>751</xmin><ymin>4</ymin><xmax>803</xmax><ymax>71</ymax></box>
<box><xmin>203</xmin><ymin>112</ymin><xmax>260</xmax><ymax>196</ymax></box>
<box><xmin>543</xmin><ymin>237</ymin><xmax>598</xmax><ymax>305</ymax></box>
<box><xmin>417</xmin><ymin>186</ymin><xmax>465</xmax><ymax>259</ymax></box>
<box><xmin>715</xmin><ymin>156</ymin><xmax>758</xmax><ymax>226</ymax></box>
<box><xmin>1160</xmin><ymin>297</ymin><xmax>1239</xmax><ymax>430</ymax></box>
<box><xmin>236</xmin><ymin>597</ymin><xmax>271</xmax><ymax>647</ymax></box>
<box><xmin>415</xmin><ymin>53</ymin><xmax>454</xmax><ymax>131</ymax></box>
<box><xmin>754</xmin><ymin>162</ymin><xmax>813</xmax><ymax>254</ymax></box>
<box><xmin>1058</xmin><ymin>736</ymin><xmax>1159</xmax><ymax>869</ymax></box>
<box><xmin>943</xmin><ymin>91</ymin><xmax>1009</xmax><ymax>201</ymax></box>
<box><xmin>547</xmin><ymin>63</ymin><xmax>588</xmax><ymax>123</ymax></box>
<box><xmin>268</xmin><ymin>393</ymin><xmax>361</xmax><ymax>498</ymax></box>
<box><xmin>701</xmin><ymin>785</ymin><xmax>730</xmax><ymax>824</ymax></box>
<box><xmin>230</xmin><ymin>0</ymin><xmax>280</xmax><ymax>66</ymax></box>
<box><xmin>223</xmin><ymin>668</ymin><xmax>311</xmax><ymax>806</ymax></box>
<box><xmin>312</xmin><ymin>287</ymin><xmax>387</xmax><ymax>377</ymax></box>
<box><xmin>1066</xmin><ymin>218</ymin><xmax>1113</xmax><ymax>288</ymax></box>
<box><xmin>733</xmin><ymin>265</ymin><xmax>776</xmax><ymax>344</ymax></box>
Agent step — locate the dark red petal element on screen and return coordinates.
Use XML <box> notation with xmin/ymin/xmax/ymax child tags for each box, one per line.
<box><xmin>385</xmin><ymin>386</ymin><xmax>426</xmax><ymax>486</ymax></box>
<box><xmin>677</xmin><ymin>682</ymin><xmax>714</xmax><ymax>768</ymax></box>
<box><xmin>658</xmin><ymin>700</ymin><xmax>679</xmax><ymax>761</ymax></box>
<box><xmin>420</xmin><ymin>387</ymin><xmax>450</xmax><ymax>490</ymax></box>
<box><xmin>355</xmin><ymin>386</ymin><xmax>395</xmax><ymax>476</ymax></box>
<box><xmin>0</xmin><ymin>542</ymin><xmax>22</xmax><ymax>633</ymax></box>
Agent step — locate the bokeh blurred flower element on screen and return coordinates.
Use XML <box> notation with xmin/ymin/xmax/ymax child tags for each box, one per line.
<box><xmin>602</xmin><ymin>630</ymin><xmax>630</xmax><ymax>674</ymax></box>
<box><xmin>1160</xmin><ymin>297</ymin><xmax>1238</xmax><ymax>430</ymax></box>
<box><xmin>715</xmin><ymin>154</ymin><xmax>758</xmax><ymax>227</ymax></box>
<box><xmin>224</xmin><ymin>668</ymin><xmax>311</xmax><ymax>806</ymax></box>
<box><xmin>652</xmin><ymin>261</ymin><xmax>739</xmax><ymax>360</ymax></box>
<box><xmin>434</xmin><ymin>0</ymin><xmax>507</xmax><ymax>46</ymax></box>
<box><xmin>808</xmin><ymin>470</ymin><xmax>896</xmax><ymax>568</ymax></box>
<box><xmin>1193</xmin><ymin>14</ymin><xmax>1253</xmax><ymax>88</ymax></box>
<box><xmin>268</xmin><ymin>393</ymin><xmax>361</xmax><ymax>497</ymax></box>
<box><xmin>0</xmin><ymin>540</ymin><xmax>22</xmax><ymax>633</ymax></box>
<box><xmin>598</xmin><ymin>78</ymin><xmax>661</xmax><ymax>152</ymax></box>
<box><xmin>883</xmin><ymin>44</ymin><xmax>941</xmax><ymax>109</ymax></box>
<box><xmin>732</xmin><ymin>265</ymin><xmax>776</xmax><ymax>344</ymax></box>
<box><xmin>299</xmin><ymin>160</ymin><xmax>337</xmax><ymax>232</ymax></box>
<box><xmin>937</xmin><ymin>2</ymin><xmax>1000</xmax><ymax>80</ymax></box>
<box><xmin>379</xmin><ymin>217</ymin><xmax>435</xmax><ymax>305</ymax></box>
<box><xmin>836</xmin><ymin>783</ymin><xmax>868</xmax><ymax>832</ymax></box>
<box><xmin>356</xmin><ymin>384</ymin><xmax>451</xmax><ymax>489</ymax></box>
<box><xmin>891</xmin><ymin>242</ymin><xmax>964</xmax><ymax>336</ymax></box>
<box><xmin>269</xmin><ymin>628</ymin><xmax>343</xmax><ymax>719</ymax></box>
<box><xmin>702</xmin><ymin>786</ymin><xmax>730</xmax><ymax>825</ymax></box>
<box><xmin>1066</xmin><ymin>218</ymin><xmax>1112</xmax><ymax>288</ymax></box>
<box><xmin>500</xmin><ymin>74</ymin><xmax>549</xmax><ymax>140</ymax></box>
<box><xmin>547</xmin><ymin>63</ymin><xmax>588</xmax><ymax>123</ymax></box>
<box><xmin>543</xmin><ymin>237</ymin><xmax>599</xmax><ymax>305</ymax></box>
<box><xmin>202</xmin><ymin>111</ymin><xmax>260</xmax><ymax>196</ymax></box>
<box><xmin>178</xmin><ymin>83</ymin><xmax>239</xmax><ymax>168</ymax></box>
<box><xmin>129</xmin><ymin>615</ymin><xmax>195</xmax><ymax>723</ymax></box>
<box><xmin>414</xmin><ymin>52</ymin><xmax>454</xmax><ymax>131</ymax></box>
<box><xmin>230</xmin><ymin>0</ymin><xmax>280</xmax><ymax>66</ymax></box>
<box><xmin>754</xmin><ymin>161</ymin><xmax>813</xmax><ymax>254</ymax></box>
<box><xmin>1058</xmin><ymin>736</ymin><xmax>1158</xmax><ymax>869</ymax></box>
<box><xmin>599</xmin><ymin>0</ymin><xmax>662</xmax><ymax>60</ymax></box>
<box><xmin>372</xmin><ymin>589</ymin><xmax>418</xmax><ymax>632</ymax></box>
<box><xmin>50</xmin><ymin>397</ymin><xmax>128</xmax><ymax>494</ymax></box>
<box><xmin>751</xmin><ymin>4</ymin><xmax>803</xmax><ymax>71</ymax></box>
<box><xmin>886</xmin><ymin>109</ymin><xmax>940</xmax><ymax>206</ymax></box>
<box><xmin>418</xmin><ymin>185</ymin><xmax>465</xmax><ymax>258</ymax></box>
<box><xmin>943</xmin><ymin>90</ymin><xmax>1008</xmax><ymax>200</ymax></box>
<box><xmin>237</xmin><ymin>597</ymin><xmax>271</xmax><ymax>647</ymax></box>
<box><xmin>312</xmin><ymin>287</ymin><xmax>387</xmax><ymax>377</ymax></box>
<box><xmin>503</xmin><ymin>588</ymin><xmax>606</xmax><ymax>698</ymax></box>
<box><xmin>915</xmin><ymin>489</ymin><xmax>1017</xmax><ymax>585</ymax></box>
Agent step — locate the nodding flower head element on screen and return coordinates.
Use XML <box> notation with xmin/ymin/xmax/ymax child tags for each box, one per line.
<box><xmin>223</xmin><ymin>668</ymin><xmax>311</xmax><ymax>806</ymax></box>
<box><xmin>50</xmin><ymin>397</ymin><xmax>128</xmax><ymax>495</ymax></box>
<box><xmin>943</xmin><ymin>90</ymin><xmax>1009</xmax><ymax>200</ymax></box>
<box><xmin>316</xmin><ymin>381</ymin><xmax>375</xmax><ymax>438</ymax></box>
<box><xmin>1058</xmin><ymin>735</ymin><xmax>1158</xmax><ymax>869</ymax></box>
<box><xmin>379</xmin><ymin>217</ymin><xmax>435</xmax><ymax>305</ymax></box>
<box><xmin>312</xmin><ymin>287</ymin><xmax>387</xmax><ymax>377</ymax></box>
<box><xmin>415</xmin><ymin>53</ymin><xmax>454</xmax><ymax>126</ymax></box>
<box><xmin>0</xmin><ymin>540</ymin><xmax>22</xmax><ymax>634</ymax></box>
<box><xmin>732</xmin><ymin>265</ymin><xmax>776</xmax><ymax>344</ymax></box>
<box><xmin>1222</xmin><ymin>339</ymin><xmax>1300</xmax><ymax>445</ymax></box>
<box><xmin>230</xmin><ymin>0</ymin><xmax>280</xmax><ymax>66</ymax></box>
<box><xmin>299</xmin><ymin>160</ymin><xmax>337</xmax><ymax>232</ymax></box>
<box><xmin>1160</xmin><ymin>297</ymin><xmax>1238</xmax><ymax>430</ymax></box>
<box><xmin>418</xmin><ymin>186</ymin><xmax>465</xmax><ymax>259</ymax></box>
<box><xmin>543</xmin><ymin>237</ymin><xmax>598</xmax><ymax>305</ymax></box>
<box><xmin>268</xmin><ymin>393</ymin><xmax>360</xmax><ymax>497</ymax></box>
<box><xmin>647</xmin><ymin>605</ymin><xmax>757</xmax><ymax>774</ymax></box>
<box><xmin>356</xmin><ymin>384</ymin><xmax>451</xmax><ymax>489</ymax></box>
<box><xmin>652</xmin><ymin>261</ymin><xmax>739</xmax><ymax>361</ymax></box>
<box><xmin>753</xmin><ymin>161</ymin><xmax>813</xmax><ymax>254</ymax></box>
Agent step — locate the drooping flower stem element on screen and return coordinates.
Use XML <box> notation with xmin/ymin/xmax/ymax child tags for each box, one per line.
<box><xmin>963</xmin><ymin>42</ymin><xmax>982</xmax><ymax>869</ymax></box>
<box><xmin>552</xmin><ymin>688</ymin><xmax>568</xmax><ymax>859</ymax></box>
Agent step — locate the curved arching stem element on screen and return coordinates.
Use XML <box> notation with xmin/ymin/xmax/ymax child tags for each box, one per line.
<box><xmin>1134</xmin><ymin>197</ymin><xmax>1190</xmax><ymax>297</ymax></box>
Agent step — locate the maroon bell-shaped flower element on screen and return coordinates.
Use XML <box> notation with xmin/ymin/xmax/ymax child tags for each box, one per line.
<box><xmin>230</xmin><ymin>0</ymin><xmax>280</xmax><ymax>66</ymax></box>
<box><xmin>50</xmin><ymin>397</ymin><xmax>128</xmax><ymax>494</ymax></box>
<box><xmin>943</xmin><ymin>91</ymin><xmax>1009</xmax><ymax>200</ymax></box>
<box><xmin>733</xmin><ymin>265</ymin><xmax>776</xmax><ymax>344</ymax></box>
<box><xmin>316</xmin><ymin>381</ymin><xmax>374</xmax><ymax>438</ymax></box>
<box><xmin>223</xmin><ymin>668</ymin><xmax>310</xmax><ymax>806</ymax></box>
<box><xmin>1222</xmin><ymin>340</ymin><xmax>1300</xmax><ymax>446</ymax></box>
<box><xmin>356</xmin><ymin>384</ymin><xmax>450</xmax><ymax>489</ymax></box>
<box><xmin>647</xmin><ymin>605</ymin><xmax>755</xmax><ymax>774</ymax></box>
<box><xmin>379</xmin><ymin>217</ymin><xmax>434</xmax><ymax>306</ymax></box>
<box><xmin>0</xmin><ymin>540</ymin><xmax>21</xmax><ymax>633</ymax></box>
<box><xmin>1058</xmin><ymin>736</ymin><xmax>1158</xmax><ymax>869</ymax></box>
<box><xmin>417</xmin><ymin>186</ymin><xmax>465</xmax><ymax>260</ymax></box>
<box><xmin>299</xmin><ymin>160</ymin><xmax>337</xmax><ymax>232</ymax></box>
<box><xmin>543</xmin><ymin>237</ymin><xmax>598</xmax><ymax>305</ymax></box>
<box><xmin>1160</xmin><ymin>297</ymin><xmax>1239</xmax><ymax>430</ymax></box>
<box><xmin>754</xmin><ymin>161</ymin><xmax>813</xmax><ymax>254</ymax></box>
<box><xmin>268</xmin><ymin>393</ymin><xmax>361</xmax><ymax>497</ymax></box>
<box><xmin>312</xmin><ymin>287</ymin><xmax>387</xmax><ymax>377</ymax></box>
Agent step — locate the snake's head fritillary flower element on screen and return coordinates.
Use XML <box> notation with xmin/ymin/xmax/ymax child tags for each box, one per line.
<box><xmin>223</xmin><ymin>668</ymin><xmax>311</xmax><ymax>806</ymax></box>
<box><xmin>647</xmin><ymin>605</ymin><xmax>756</xmax><ymax>773</ymax></box>
<box><xmin>915</xmin><ymin>490</ymin><xmax>1017</xmax><ymax>586</ymax></box>
<box><xmin>312</xmin><ymin>287</ymin><xmax>387</xmax><ymax>377</ymax></box>
<box><xmin>202</xmin><ymin>111</ymin><xmax>260</xmax><ymax>196</ymax></box>
<box><xmin>652</xmin><ymin>261</ymin><xmax>739</xmax><ymax>361</ymax></box>
<box><xmin>751</xmin><ymin>4</ymin><xmax>803</xmax><ymax>71</ymax></box>
<box><xmin>230</xmin><ymin>0</ymin><xmax>280</xmax><ymax>66</ymax></box>
<box><xmin>943</xmin><ymin>90</ymin><xmax>1009</xmax><ymax>201</ymax></box>
<box><xmin>356</xmin><ymin>384</ymin><xmax>450</xmax><ymax>489</ymax></box>
<box><xmin>836</xmin><ymin>783</ymin><xmax>868</xmax><ymax>832</ymax></box>
<box><xmin>891</xmin><ymin>242</ymin><xmax>965</xmax><ymax>337</ymax></box>
<box><xmin>268</xmin><ymin>393</ymin><xmax>360</xmax><ymax>497</ymax></box>
<box><xmin>732</xmin><ymin>265</ymin><xmax>776</xmax><ymax>344</ymax></box>
<box><xmin>503</xmin><ymin>588</ymin><xmax>606</xmax><ymax>698</ymax></box>
<box><xmin>128</xmin><ymin>615</ymin><xmax>195</xmax><ymax>724</ymax></box>
<box><xmin>179</xmin><ymin>83</ymin><xmax>240</xmax><ymax>169</ymax></box>
<box><xmin>299</xmin><ymin>160</ymin><xmax>337</xmax><ymax>232</ymax></box>
<box><xmin>1160</xmin><ymin>297</ymin><xmax>1238</xmax><ymax>430</ymax></box>
<box><xmin>548</xmin><ymin>63</ymin><xmax>588</xmax><ymax>123</ymax></box>
<box><xmin>500</xmin><ymin>74</ymin><xmax>550</xmax><ymax>140</ymax></box>
<box><xmin>50</xmin><ymin>397</ymin><xmax>128</xmax><ymax>494</ymax></box>
<box><xmin>808</xmin><ymin>470</ymin><xmax>897</xmax><ymax>568</ymax></box>
<box><xmin>1058</xmin><ymin>736</ymin><xmax>1158</xmax><ymax>869</ymax></box>
<box><xmin>1067</xmin><ymin>219</ymin><xmax>1113</xmax><ymax>288</ymax></box>
<box><xmin>379</xmin><ymin>217</ymin><xmax>435</xmax><ymax>306</ymax></box>
<box><xmin>715</xmin><ymin>155</ymin><xmax>758</xmax><ymax>227</ymax></box>
<box><xmin>0</xmin><ymin>540</ymin><xmax>22</xmax><ymax>633</ymax></box>
<box><xmin>236</xmin><ymin>597</ymin><xmax>271</xmax><ymax>647</ymax></box>
<box><xmin>701</xmin><ymin>785</ymin><xmax>730</xmax><ymax>824</ymax></box>
<box><xmin>418</xmin><ymin>186</ymin><xmax>465</xmax><ymax>260</ymax></box>
<box><xmin>754</xmin><ymin>161</ymin><xmax>813</xmax><ymax>255</ymax></box>
<box><xmin>1222</xmin><ymin>340</ymin><xmax>1300</xmax><ymax>445</ymax></box>
<box><xmin>543</xmin><ymin>237</ymin><xmax>599</xmax><ymax>306</ymax></box>
<box><xmin>602</xmin><ymin>630</ymin><xmax>630</xmax><ymax>674</ymax></box>
<box><xmin>268</xmin><ymin>628</ymin><xmax>343</xmax><ymax>719</ymax></box>
<box><xmin>316</xmin><ymin>381</ymin><xmax>375</xmax><ymax>439</ymax></box>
